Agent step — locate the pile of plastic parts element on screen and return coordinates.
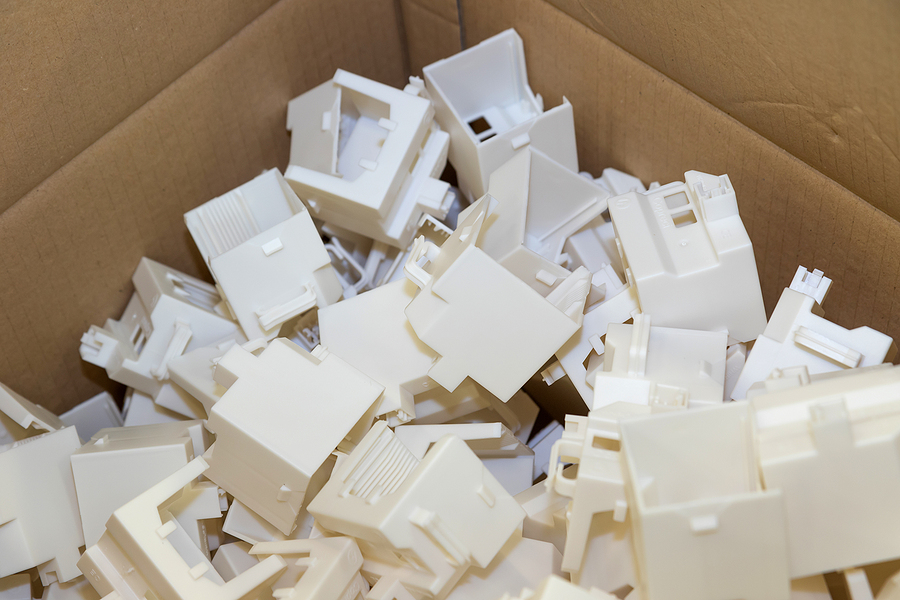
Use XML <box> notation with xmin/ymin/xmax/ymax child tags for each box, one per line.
<box><xmin>5</xmin><ymin>28</ymin><xmax>900</xmax><ymax>600</ymax></box>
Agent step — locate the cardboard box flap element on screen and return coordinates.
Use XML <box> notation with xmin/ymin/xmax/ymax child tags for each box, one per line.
<box><xmin>538</xmin><ymin>0</ymin><xmax>900</xmax><ymax>223</ymax></box>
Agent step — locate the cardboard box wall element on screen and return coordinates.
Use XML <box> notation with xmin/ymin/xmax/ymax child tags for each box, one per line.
<box><xmin>2</xmin><ymin>0</ymin><xmax>899</xmax><ymax>417</ymax></box>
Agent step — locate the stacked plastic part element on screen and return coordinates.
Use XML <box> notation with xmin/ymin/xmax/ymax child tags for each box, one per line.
<box><xmin>4</xmin><ymin>26</ymin><xmax>900</xmax><ymax>600</ymax></box>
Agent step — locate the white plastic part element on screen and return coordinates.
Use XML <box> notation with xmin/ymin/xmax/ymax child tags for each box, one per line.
<box><xmin>515</xmin><ymin>473</ymin><xmax>570</xmax><ymax>554</ymax></box>
<box><xmin>789</xmin><ymin>575</ymin><xmax>832</xmax><ymax>600</ymax></box>
<box><xmin>608</xmin><ymin>171</ymin><xmax>767</xmax><ymax>342</ymax></box>
<box><xmin>122</xmin><ymin>388</ymin><xmax>187</xmax><ymax>426</ymax></box>
<box><xmin>285</xmin><ymin>71</ymin><xmax>453</xmax><ymax>249</ymax></box>
<box><xmin>593</xmin><ymin>168</ymin><xmax>648</xmax><ymax>196</ymax></box>
<box><xmin>789</xmin><ymin>265</ymin><xmax>832</xmax><ymax>306</ymax></box>
<box><xmin>750</xmin><ymin>364</ymin><xmax>900</xmax><ymax>577</ymax></box>
<box><xmin>208</xmin><ymin>210</ymin><xmax>343</xmax><ymax>343</ymax></box>
<box><xmin>0</xmin><ymin>381</ymin><xmax>65</xmax><ymax>447</ymax></box>
<box><xmin>78</xmin><ymin>457</ymin><xmax>286</xmax><ymax>600</ymax></box>
<box><xmin>498</xmin><ymin>575</ymin><xmax>617</xmax><ymax>600</ymax></box>
<box><xmin>527</xmin><ymin>421</ymin><xmax>564</xmax><ymax>480</ymax></box>
<box><xmin>731</xmin><ymin>274</ymin><xmax>896</xmax><ymax>399</ymax></box>
<box><xmin>0</xmin><ymin>574</ymin><xmax>32</xmax><ymax>600</ymax></box>
<box><xmin>79</xmin><ymin>258</ymin><xmax>241</xmax><ymax>397</ymax></box>
<box><xmin>404</xmin><ymin>196</ymin><xmax>591</xmax><ymax>401</ymax></box>
<box><xmin>41</xmin><ymin>576</ymin><xmax>101</xmax><ymax>600</ymax></box>
<box><xmin>393</xmin><ymin>422</ymin><xmax>535</xmax><ymax>495</ymax></box>
<box><xmin>444</xmin><ymin>532</ymin><xmax>561</xmax><ymax>600</ymax></box>
<box><xmin>318</xmin><ymin>279</ymin><xmax>436</xmax><ymax>422</ymax></box>
<box><xmin>211</xmin><ymin>543</ymin><xmax>259</xmax><ymax>583</ymax></box>
<box><xmin>203</xmin><ymin>339</ymin><xmax>383</xmax><ymax>534</ymax></box>
<box><xmin>478</xmin><ymin>148</ymin><xmax>609</xmax><ymax>295</ymax></box>
<box><xmin>185</xmin><ymin>169</ymin><xmax>304</xmax><ymax>268</ymax></box>
<box><xmin>594</xmin><ymin>314</ymin><xmax>728</xmax><ymax>410</ymax></box>
<box><xmin>155</xmin><ymin>381</ymin><xmax>207</xmax><ymax>421</ymax></box>
<box><xmin>250</xmin><ymin>538</ymin><xmax>369</xmax><ymax>600</ymax></box>
<box><xmin>0</xmin><ymin>427</ymin><xmax>84</xmax><ymax>584</ymax></box>
<box><xmin>167</xmin><ymin>337</ymin><xmax>244</xmax><ymax>416</ymax></box>
<box><xmin>423</xmin><ymin>30</ymin><xmax>578</xmax><ymax>203</ymax></box>
<box><xmin>59</xmin><ymin>392</ymin><xmax>123</xmax><ymax>442</ymax></box>
<box><xmin>619</xmin><ymin>402</ymin><xmax>790</xmax><ymax>600</ymax></box>
<box><xmin>846</xmin><ymin>569</ymin><xmax>876</xmax><ymax>600</ymax></box>
<box><xmin>307</xmin><ymin>421</ymin><xmax>525</xmax><ymax>599</ymax></box>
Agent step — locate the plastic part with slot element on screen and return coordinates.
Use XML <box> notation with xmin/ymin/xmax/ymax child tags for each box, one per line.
<box><xmin>59</xmin><ymin>392</ymin><xmax>123</xmax><ymax>443</ymax></box>
<box><xmin>250</xmin><ymin>538</ymin><xmax>369</xmax><ymax>600</ymax></box>
<box><xmin>0</xmin><ymin>381</ymin><xmax>65</xmax><ymax>445</ymax></box>
<box><xmin>497</xmin><ymin>575</ymin><xmax>618</xmax><ymax>600</ymax></box>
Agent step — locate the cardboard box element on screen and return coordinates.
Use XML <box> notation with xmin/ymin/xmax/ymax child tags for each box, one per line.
<box><xmin>2</xmin><ymin>0</ymin><xmax>899</xmax><ymax>415</ymax></box>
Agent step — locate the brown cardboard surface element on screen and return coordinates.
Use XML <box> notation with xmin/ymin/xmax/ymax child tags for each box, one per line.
<box><xmin>0</xmin><ymin>0</ymin><xmax>407</xmax><ymax>413</ymax></box>
<box><xmin>543</xmin><ymin>0</ymin><xmax>900</xmax><ymax>223</ymax></box>
<box><xmin>398</xmin><ymin>0</ymin><xmax>462</xmax><ymax>75</ymax></box>
<box><xmin>0</xmin><ymin>0</ymin><xmax>281</xmax><ymax>215</ymax></box>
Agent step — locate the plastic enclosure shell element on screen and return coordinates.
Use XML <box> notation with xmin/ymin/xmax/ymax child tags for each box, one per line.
<box><xmin>285</xmin><ymin>70</ymin><xmax>453</xmax><ymax>249</ymax></box>
<box><xmin>423</xmin><ymin>29</ymin><xmax>579</xmax><ymax>203</ymax></box>
<box><xmin>608</xmin><ymin>171</ymin><xmax>767</xmax><ymax>342</ymax></box>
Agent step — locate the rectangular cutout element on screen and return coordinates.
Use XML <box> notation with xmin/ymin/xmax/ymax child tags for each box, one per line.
<box><xmin>672</xmin><ymin>210</ymin><xmax>698</xmax><ymax>228</ymax></box>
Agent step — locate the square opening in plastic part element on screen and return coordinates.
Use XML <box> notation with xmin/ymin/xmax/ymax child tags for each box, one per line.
<box><xmin>467</xmin><ymin>117</ymin><xmax>496</xmax><ymax>141</ymax></box>
<box><xmin>671</xmin><ymin>210</ymin><xmax>697</xmax><ymax>228</ymax></box>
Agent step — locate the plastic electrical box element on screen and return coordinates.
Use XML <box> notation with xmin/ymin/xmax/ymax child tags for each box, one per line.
<box><xmin>423</xmin><ymin>29</ymin><xmax>578</xmax><ymax>203</ymax></box>
<box><xmin>284</xmin><ymin>70</ymin><xmax>453</xmax><ymax>249</ymax></box>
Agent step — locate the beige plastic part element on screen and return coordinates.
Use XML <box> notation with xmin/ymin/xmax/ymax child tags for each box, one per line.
<box><xmin>750</xmin><ymin>364</ymin><xmax>900</xmax><ymax>577</ymax></box>
<box><xmin>0</xmin><ymin>427</ymin><xmax>84</xmax><ymax>584</ymax></box>
<box><xmin>154</xmin><ymin>381</ymin><xmax>208</xmax><ymax>421</ymax></box>
<box><xmin>79</xmin><ymin>258</ymin><xmax>241</xmax><ymax>397</ymax></box>
<box><xmin>608</xmin><ymin>171</ymin><xmax>767</xmax><ymax>342</ymax></box>
<box><xmin>527</xmin><ymin>421</ymin><xmax>564</xmax><ymax>480</ymax></box>
<box><xmin>497</xmin><ymin>575</ymin><xmax>617</xmax><ymax>600</ymax></box>
<box><xmin>789</xmin><ymin>575</ymin><xmax>832</xmax><ymax>600</ymax></box>
<box><xmin>562</xmin><ymin>211</ymin><xmax>624</xmax><ymax>278</ymax></box>
<box><xmin>250</xmin><ymin>538</ymin><xmax>369</xmax><ymax>600</ymax></box>
<box><xmin>78</xmin><ymin>457</ymin><xmax>286</xmax><ymax>600</ymax></box>
<box><xmin>620</xmin><ymin>402</ymin><xmax>790</xmax><ymax>600</ymax></box>
<box><xmin>731</xmin><ymin>267</ymin><xmax>896</xmax><ymax>399</ymax></box>
<box><xmin>515</xmin><ymin>474</ymin><xmax>570</xmax><ymax>554</ymax></box>
<box><xmin>204</xmin><ymin>338</ymin><xmax>383</xmax><ymax>534</ymax></box>
<box><xmin>122</xmin><ymin>389</ymin><xmax>187</xmax><ymax>426</ymax></box>
<box><xmin>60</xmin><ymin>392</ymin><xmax>123</xmax><ymax>443</ymax></box>
<box><xmin>423</xmin><ymin>30</ymin><xmax>579</xmax><ymax>203</ymax></box>
<box><xmin>208</xmin><ymin>210</ymin><xmax>343</xmax><ymax>344</ymax></box>
<box><xmin>399</xmin><ymin>378</ymin><xmax>493</xmax><ymax>427</ymax></box>
<box><xmin>594</xmin><ymin>314</ymin><xmax>728</xmax><ymax>410</ymax></box>
<box><xmin>167</xmin><ymin>337</ymin><xmax>243</xmax><ymax>416</ymax></box>
<box><xmin>0</xmin><ymin>381</ymin><xmax>65</xmax><ymax>445</ymax></box>
<box><xmin>42</xmin><ymin>577</ymin><xmax>101</xmax><ymax>600</ymax></box>
<box><xmin>444</xmin><ymin>532</ymin><xmax>562</xmax><ymax>600</ymax></box>
<box><xmin>404</xmin><ymin>196</ymin><xmax>591</xmax><ymax>401</ymax></box>
<box><xmin>393</xmin><ymin>422</ymin><xmax>535</xmax><ymax>495</ymax></box>
<box><xmin>318</xmin><ymin>279</ymin><xmax>436</xmax><ymax>422</ymax></box>
<box><xmin>285</xmin><ymin>70</ymin><xmax>453</xmax><ymax>249</ymax></box>
<box><xmin>308</xmin><ymin>421</ymin><xmax>525</xmax><ymax>599</ymax></box>
<box><xmin>0</xmin><ymin>574</ymin><xmax>32</xmax><ymax>600</ymax></box>
<box><xmin>478</xmin><ymin>147</ymin><xmax>609</xmax><ymax>295</ymax></box>
<box><xmin>210</xmin><ymin>543</ymin><xmax>258</xmax><ymax>583</ymax></box>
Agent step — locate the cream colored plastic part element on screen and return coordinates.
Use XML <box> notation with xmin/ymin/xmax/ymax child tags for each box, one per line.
<box><xmin>591</xmin><ymin>168</ymin><xmax>648</xmax><ymax>197</ymax></box>
<box><xmin>285</xmin><ymin>70</ymin><xmax>453</xmax><ymax>249</ymax></box>
<box><xmin>208</xmin><ymin>210</ymin><xmax>343</xmax><ymax>343</ymax></box>
<box><xmin>619</xmin><ymin>402</ymin><xmax>790</xmax><ymax>600</ymax></box>
<box><xmin>497</xmin><ymin>576</ymin><xmax>617</xmax><ymax>600</ymax></box>
<box><xmin>60</xmin><ymin>392</ymin><xmax>123</xmax><ymax>442</ymax></box>
<box><xmin>154</xmin><ymin>381</ymin><xmax>207</xmax><ymax>421</ymax></box>
<box><xmin>393</xmin><ymin>422</ymin><xmax>535</xmax><ymax>495</ymax></box>
<box><xmin>42</xmin><ymin>576</ymin><xmax>101</xmax><ymax>600</ymax></box>
<box><xmin>185</xmin><ymin>169</ymin><xmax>304</xmax><ymax>268</ymax></box>
<box><xmin>561</xmin><ymin>212</ymin><xmax>623</xmax><ymax>279</ymax></box>
<box><xmin>122</xmin><ymin>389</ymin><xmax>187</xmax><ymax>426</ymax></box>
<box><xmin>0</xmin><ymin>574</ymin><xmax>32</xmax><ymax>600</ymax></box>
<box><xmin>730</xmin><ymin>267</ymin><xmax>896</xmax><ymax>400</ymax></box>
<box><xmin>789</xmin><ymin>575</ymin><xmax>832</xmax><ymax>600</ymax></box>
<box><xmin>204</xmin><ymin>339</ymin><xmax>383</xmax><ymax>534</ymax></box>
<box><xmin>527</xmin><ymin>421</ymin><xmax>564</xmax><ymax>480</ymax></box>
<box><xmin>608</xmin><ymin>171</ymin><xmax>767</xmax><ymax>342</ymax></box>
<box><xmin>750</xmin><ymin>364</ymin><xmax>900</xmax><ymax>577</ymax></box>
<box><xmin>211</xmin><ymin>543</ymin><xmax>258</xmax><ymax>583</ymax></box>
<box><xmin>167</xmin><ymin>337</ymin><xmax>244</xmax><ymax>416</ymax></box>
<box><xmin>444</xmin><ymin>532</ymin><xmax>561</xmax><ymax>600</ymax></box>
<box><xmin>404</xmin><ymin>196</ymin><xmax>591</xmax><ymax>401</ymax></box>
<box><xmin>515</xmin><ymin>471</ymin><xmax>570</xmax><ymax>554</ymax></box>
<box><xmin>78</xmin><ymin>457</ymin><xmax>286</xmax><ymax>600</ymax></box>
<box><xmin>0</xmin><ymin>381</ymin><xmax>65</xmax><ymax>444</ymax></box>
<box><xmin>318</xmin><ymin>279</ymin><xmax>436</xmax><ymax>422</ymax></box>
<box><xmin>594</xmin><ymin>314</ymin><xmax>728</xmax><ymax>410</ymax></box>
<box><xmin>307</xmin><ymin>421</ymin><xmax>525</xmax><ymax>599</ymax></box>
<box><xmin>80</xmin><ymin>258</ymin><xmax>241</xmax><ymax>397</ymax></box>
<box><xmin>423</xmin><ymin>30</ymin><xmax>578</xmax><ymax>203</ymax></box>
<box><xmin>250</xmin><ymin>538</ymin><xmax>369</xmax><ymax>600</ymax></box>
<box><xmin>478</xmin><ymin>148</ymin><xmax>609</xmax><ymax>295</ymax></box>
<box><xmin>0</xmin><ymin>427</ymin><xmax>84</xmax><ymax>584</ymax></box>
<box><xmin>399</xmin><ymin>378</ymin><xmax>493</xmax><ymax>427</ymax></box>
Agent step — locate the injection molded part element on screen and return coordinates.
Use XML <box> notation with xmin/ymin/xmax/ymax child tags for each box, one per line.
<box><xmin>285</xmin><ymin>70</ymin><xmax>453</xmax><ymax>249</ymax></box>
<box><xmin>307</xmin><ymin>421</ymin><xmax>525</xmax><ymax>599</ymax></box>
<box><xmin>0</xmin><ymin>574</ymin><xmax>31</xmax><ymax>600</ymax></box>
<box><xmin>41</xmin><ymin>576</ymin><xmax>101</xmax><ymax>600</ymax></box>
<box><xmin>0</xmin><ymin>427</ymin><xmax>84</xmax><ymax>584</ymax></box>
<box><xmin>608</xmin><ymin>171</ymin><xmax>767</xmax><ymax>342</ymax></box>
<box><xmin>78</xmin><ymin>457</ymin><xmax>286</xmax><ymax>600</ymax></box>
<box><xmin>750</xmin><ymin>364</ymin><xmax>900</xmax><ymax>577</ymax></box>
<box><xmin>619</xmin><ymin>402</ymin><xmax>790</xmax><ymax>600</ymax></box>
<box><xmin>403</xmin><ymin>196</ymin><xmax>591</xmax><ymax>402</ymax></box>
<box><xmin>211</xmin><ymin>543</ymin><xmax>259</xmax><ymax>583</ymax></box>
<box><xmin>318</xmin><ymin>279</ymin><xmax>436</xmax><ymax>422</ymax></box>
<box><xmin>478</xmin><ymin>147</ymin><xmax>609</xmax><ymax>295</ymax></box>
<box><xmin>0</xmin><ymin>382</ymin><xmax>65</xmax><ymax>445</ymax></box>
<box><xmin>79</xmin><ymin>258</ymin><xmax>241</xmax><ymax>397</ymax></box>
<box><xmin>59</xmin><ymin>392</ymin><xmax>123</xmax><ymax>443</ymax></box>
<box><xmin>167</xmin><ymin>336</ymin><xmax>245</xmax><ymax>416</ymax></box>
<box><xmin>515</xmin><ymin>472</ymin><xmax>570</xmax><ymax>554</ymax></box>
<box><xmin>730</xmin><ymin>266</ymin><xmax>896</xmax><ymax>400</ymax></box>
<box><xmin>208</xmin><ymin>210</ymin><xmax>343</xmax><ymax>343</ymax></box>
<box><xmin>250</xmin><ymin>538</ymin><xmax>369</xmax><ymax>600</ymax></box>
<box><xmin>203</xmin><ymin>338</ymin><xmax>383</xmax><ymax>534</ymax></box>
<box><xmin>122</xmin><ymin>388</ymin><xmax>187</xmax><ymax>426</ymax></box>
<box><xmin>497</xmin><ymin>575</ymin><xmax>617</xmax><ymax>600</ymax></box>
<box><xmin>594</xmin><ymin>314</ymin><xmax>728</xmax><ymax>410</ymax></box>
<box><xmin>423</xmin><ymin>29</ymin><xmax>578</xmax><ymax>203</ymax></box>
